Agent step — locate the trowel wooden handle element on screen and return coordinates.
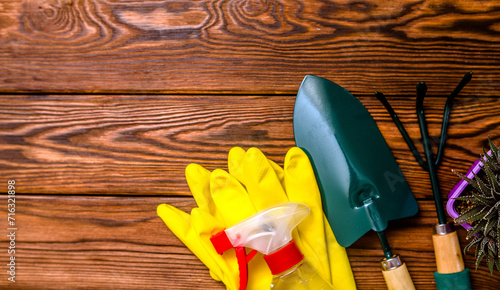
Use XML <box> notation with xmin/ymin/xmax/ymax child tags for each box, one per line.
<box><xmin>382</xmin><ymin>263</ymin><xmax>415</xmax><ymax>290</ymax></box>
<box><xmin>381</xmin><ymin>255</ymin><xmax>415</xmax><ymax>290</ymax></box>
<box><xmin>432</xmin><ymin>228</ymin><xmax>465</xmax><ymax>273</ymax></box>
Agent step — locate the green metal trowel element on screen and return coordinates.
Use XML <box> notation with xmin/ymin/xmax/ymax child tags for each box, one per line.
<box><xmin>293</xmin><ymin>75</ymin><xmax>418</xmax><ymax>290</ymax></box>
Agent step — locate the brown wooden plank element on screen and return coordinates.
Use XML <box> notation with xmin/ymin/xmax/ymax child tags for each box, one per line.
<box><xmin>0</xmin><ymin>196</ymin><xmax>224</xmax><ymax>289</ymax></box>
<box><xmin>0</xmin><ymin>94</ymin><xmax>295</xmax><ymax>195</ymax></box>
<box><xmin>0</xmin><ymin>196</ymin><xmax>498</xmax><ymax>289</ymax></box>
<box><xmin>1</xmin><ymin>93</ymin><xmax>499</xmax><ymax>197</ymax></box>
<box><xmin>0</xmin><ymin>0</ymin><xmax>499</xmax><ymax>94</ymax></box>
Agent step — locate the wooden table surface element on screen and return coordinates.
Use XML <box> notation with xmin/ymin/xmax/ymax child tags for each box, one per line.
<box><xmin>1</xmin><ymin>0</ymin><xmax>500</xmax><ymax>289</ymax></box>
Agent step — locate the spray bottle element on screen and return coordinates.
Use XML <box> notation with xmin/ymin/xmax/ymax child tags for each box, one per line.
<box><xmin>210</xmin><ymin>202</ymin><xmax>336</xmax><ymax>290</ymax></box>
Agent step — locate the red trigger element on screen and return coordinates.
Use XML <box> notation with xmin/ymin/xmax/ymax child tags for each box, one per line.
<box><xmin>235</xmin><ymin>247</ymin><xmax>248</xmax><ymax>290</ymax></box>
<box><xmin>211</xmin><ymin>231</ymin><xmax>257</xmax><ymax>290</ymax></box>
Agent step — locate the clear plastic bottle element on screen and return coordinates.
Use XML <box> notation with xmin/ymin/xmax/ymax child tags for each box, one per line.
<box><xmin>262</xmin><ymin>238</ymin><xmax>335</xmax><ymax>290</ymax></box>
<box><xmin>211</xmin><ymin>203</ymin><xmax>336</xmax><ymax>290</ymax></box>
<box><xmin>269</xmin><ymin>255</ymin><xmax>335</xmax><ymax>289</ymax></box>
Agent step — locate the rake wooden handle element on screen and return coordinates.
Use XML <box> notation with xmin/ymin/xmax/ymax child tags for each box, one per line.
<box><xmin>432</xmin><ymin>230</ymin><xmax>465</xmax><ymax>273</ymax></box>
<box><xmin>382</xmin><ymin>263</ymin><xmax>415</xmax><ymax>290</ymax></box>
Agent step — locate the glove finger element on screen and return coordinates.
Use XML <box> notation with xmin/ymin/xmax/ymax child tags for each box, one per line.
<box><xmin>216</xmin><ymin>151</ymin><xmax>278</xmax><ymax>290</ymax></box>
<box><xmin>269</xmin><ymin>159</ymin><xmax>285</xmax><ymax>191</ymax></box>
<box><xmin>324</xmin><ymin>216</ymin><xmax>357</xmax><ymax>290</ymax></box>
<box><xmin>190</xmin><ymin>208</ymin><xmax>240</xmax><ymax>289</ymax></box>
<box><xmin>157</xmin><ymin>204</ymin><xmax>226</xmax><ymax>284</ymax></box>
<box><xmin>157</xmin><ymin>203</ymin><xmax>192</xmax><ymax>240</ymax></box>
<box><xmin>284</xmin><ymin>147</ymin><xmax>331</xmax><ymax>282</ymax></box>
<box><xmin>210</xmin><ymin>169</ymin><xmax>256</xmax><ymax>226</ymax></box>
<box><xmin>239</xmin><ymin>147</ymin><xmax>288</xmax><ymax>210</ymax></box>
<box><xmin>228</xmin><ymin>147</ymin><xmax>246</xmax><ymax>177</ymax></box>
<box><xmin>185</xmin><ymin>163</ymin><xmax>216</xmax><ymax>215</ymax></box>
<box><xmin>284</xmin><ymin>147</ymin><xmax>324</xmax><ymax>209</ymax></box>
<box><xmin>284</xmin><ymin>147</ymin><xmax>356</xmax><ymax>290</ymax></box>
<box><xmin>229</xmin><ymin>147</ymin><xmax>286</xmax><ymax>191</ymax></box>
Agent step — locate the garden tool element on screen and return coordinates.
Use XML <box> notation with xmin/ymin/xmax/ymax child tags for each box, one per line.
<box><xmin>157</xmin><ymin>147</ymin><xmax>356</xmax><ymax>290</ymax></box>
<box><xmin>293</xmin><ymin>75</ymin><xmax>418</xmax><ymax>290</ymax></box>
<box><xmin>211</xmin><ymin>202</ymin><xmax>336</xmax><ymax>289</ymax></box>
<box><xmin>375</xmin><ymin>72</ymin><xmax>473</xmax><ymax>290</ymax></box>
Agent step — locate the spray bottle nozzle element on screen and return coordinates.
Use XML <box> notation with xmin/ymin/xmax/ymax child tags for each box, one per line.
<box><xmin>222</xmin><ymin>202</ymin><xmax>309</xmax><ymax>254</ymax></box>
<box><xmin>210</xmin><ymin>202</ymin><xmax>310</xmax><ymax>290</ymax></box>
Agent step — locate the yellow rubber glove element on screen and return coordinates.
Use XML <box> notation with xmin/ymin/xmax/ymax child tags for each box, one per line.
<box><xmin>157</xmin><ymin>147</ymin><xmax>357</xmax><ymax>290</ymax></box>
<box><xmin>157</xmin><ymin>163</ymin><xmax>271</xmax><ymax>290</ymax></box>
<box><xmin>157</xmin><ymin>165</ymin><xmax>239</xmax><ymax>288</ymax></box>
<box><xmin>228</xmin><ymin>147</ymin><xmax>356</xmax><ymax>290</ymax></box>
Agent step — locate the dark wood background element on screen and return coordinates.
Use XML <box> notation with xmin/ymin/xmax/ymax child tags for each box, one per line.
<box><xmin>1</xmin><ymin>0</ymin><xmax>500</xmax><ymax>289</ymax></box>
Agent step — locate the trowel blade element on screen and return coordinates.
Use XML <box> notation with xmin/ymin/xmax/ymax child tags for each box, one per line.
<box><xmin>293</xmin><ymin>75</ymin><xmax>418</xmax><ymax>247</ymax></box>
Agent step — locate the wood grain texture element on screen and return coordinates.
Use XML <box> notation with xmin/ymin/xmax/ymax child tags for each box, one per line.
<box><xmin>0</xmin><ymin>0</ymin><xmax>499</xmax><ymax>94</ymax></box>
<box><xmin>0</xmin><ymin>196</ymin><xmax>224</xmax><ymax>289</ymax></box>
<box><xmin>381</xmin><ymin>263</ymin><xmax>415</xmax><ymax>290</ymax></box>
<box><xmin>0</xmin><ymin>196</ymin><xmax>499</xmax><ymax>289</ymax></box>
<box><xmin>0</xmin><ymin>94</ymin><xmax>295</xmax><ymax>194</ymax></box>
<box><xmin>1</xmin><ymin>0</ymin><xmax>500</xmax><ymax>288</ymax></box>
<box><xmin>432</xmin><ymin>231</ymin><xmax>465</xmax><ymax>274</ymax></box>
<box><xmin>1</xmin><ymin>93</ymin><xmax>499</xmax><ymax>196</ymax></box>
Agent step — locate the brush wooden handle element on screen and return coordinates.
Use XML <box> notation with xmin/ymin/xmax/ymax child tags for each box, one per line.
<box><xmin>432</xmin><ymin>230</ymin><xmax>465</xmax><ymax>273</ymax></box>
<box><xmin>382</xmin><ymin>263</ymin><xmax>415</xmax><ymax>290</ymax></box>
